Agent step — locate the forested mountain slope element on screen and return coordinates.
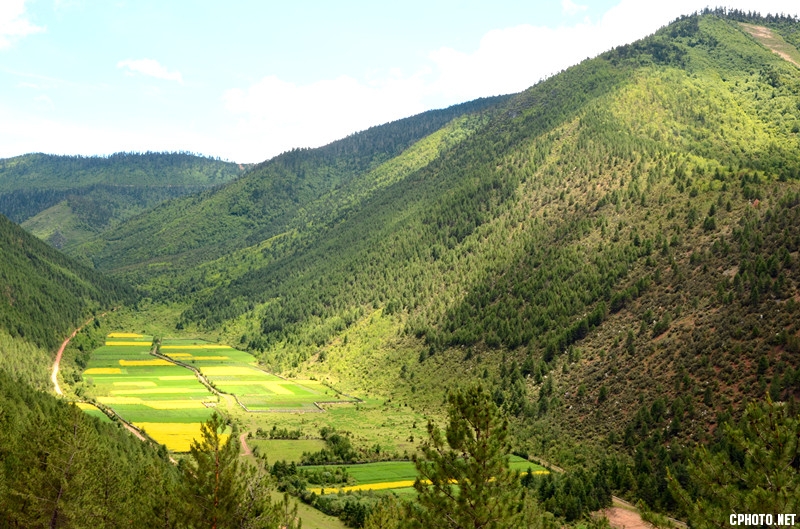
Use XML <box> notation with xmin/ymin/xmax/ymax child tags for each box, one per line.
<box><xmin>68</xmin><ymin>11</ymin><xmax>800</xmax><ymax>512</ymax></box>
<box><xmin>0</xmin><ymin>213</ymin><xmax>133</xmax><ymax>387</ymax></box>
<box><xmin>165</xmin><ymin>12</ymin><xmax>800</xmax><ymax>440</ymax></box>
<box><xmin>0</xmin><ymin>152</ymin><xmax>242</xmax><ymax>248</ymax></box>
<box><xmin>72</xmin><ymin>96</ymin><xmax>508</xmax><ymax>278</ymax></box>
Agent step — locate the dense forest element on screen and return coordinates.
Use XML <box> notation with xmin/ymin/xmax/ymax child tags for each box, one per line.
<box><xmin>0</xmin><ymin>214</ymin><xmax>132</xmax><ymax>353</ymax></box>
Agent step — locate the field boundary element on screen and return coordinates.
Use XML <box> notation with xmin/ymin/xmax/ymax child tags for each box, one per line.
<box><xmin>78</xmin><ymin>398</ymin><xmax>152</xmax><ymax>443</ymax></box>
<box><xmin>153</xmin><ymin>341</ymin><xmax>362</xmax><ymax>413</ymax></box>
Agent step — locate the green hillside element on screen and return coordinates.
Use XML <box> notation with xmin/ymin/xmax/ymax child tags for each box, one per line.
<box><xmin>0</xmin><ymin>213</ymin><xmax>133</xmax><ymax>356</ymax></box>
<box><xmin>0</xmin><ymin>152</ymin><xmax>243</xmax><ymax>248</ymax></box>
<box><xmin>75</xmin><ymin>11</ymin><xmax>800</xmax><ymax>513</ymax></box>
<box><xmin>85</xmin><ymin>13</ymin><xmax>800</xmax><ymax>429</ymax></box>
<box><xmin>72</xmin><ymin>97</ymin><xmax>508</xmax><ymax>278</ymax></box>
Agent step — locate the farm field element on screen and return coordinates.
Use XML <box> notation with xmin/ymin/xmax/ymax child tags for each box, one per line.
<box><xmin>160</xmin><ymin>338</ymin><xmax>352</xmax><ymax>411</ymax></box>
<box><xmin>238</xmin><ymin>397</ymin><xmax>425</xmax><ymax>459</ymax></box>
<box><xmin>72</xmin><ymin>401</ymin><xmax>113</xmax><ymax>423</ymax></box>
<box><xmin>81</xmin><ymin>333</ymin><xmax>219</xmax><ymax>451</ymax></box>
<box><xmin>248</xmin><ymin>439</ymin><xmax>327</xmax><ymax>462</ymax></box>
<box><xmin>305</xmin><ymin>456</ymin><xmax>548</xmax><ymax>494</ymax></box>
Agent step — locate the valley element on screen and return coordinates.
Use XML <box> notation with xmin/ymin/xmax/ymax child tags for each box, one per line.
<box><xmin>1</xmin><ymin>8</ymin><xmax>800</xmax><ymax>529</ymax></box>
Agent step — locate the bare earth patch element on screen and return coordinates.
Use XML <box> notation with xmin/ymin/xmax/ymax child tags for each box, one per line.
<box><xmin>740</xmin><ymin>23</ymin><xmax>800</xmax><ymax>68</ymax></box>
<box><xmin>601</xmin><ymin>507</ymin><xmax>655</xmax><ymax>529</ymax></box>
<box><xmin>239</xmin><ymin>432</ymin><xmax>253</xmax><ymax>456</ymax></box>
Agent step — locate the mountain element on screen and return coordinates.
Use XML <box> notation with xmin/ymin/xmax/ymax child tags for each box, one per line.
<box><xmin>0</xmin><ymin>212</ymin><xmax>133</xmax><ymax>387</ymax></box>
<box><xmin>79</xmin><ymin>11</ymin><xmax>800</xmax><ymax>433</ymax></box>
<box><xmin>15</xmin><ymin>9</ymin><xmax>800</xmax><ymax>521</ymax></box>
<box><xmin>0</xmin><ymin>152</ymin><xmax>243</xmax><ymax>249</ymax></box>
<box><xmin>71</xmin><ymin>97</ymin><xmax>508</xmax><ymax>278</ymax></box>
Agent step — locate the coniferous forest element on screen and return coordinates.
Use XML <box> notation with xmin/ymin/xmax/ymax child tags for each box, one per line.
<box><xmin>2</xmin><ymin>9</ymin><xmax>800</xmax><ymax>528</ymax></box>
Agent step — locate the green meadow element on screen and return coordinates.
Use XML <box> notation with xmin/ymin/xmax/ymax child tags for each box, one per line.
<box><xmin>248</xmin><ymin>439</ymin><xmax>328</xmax><ymax>462</ymax></box>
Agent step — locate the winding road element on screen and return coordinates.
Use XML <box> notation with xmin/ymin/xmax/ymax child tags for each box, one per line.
<box><xmin>51</xmin><ymin>317</ymin><xmax>94</xmax><ymax>395</ymax></box>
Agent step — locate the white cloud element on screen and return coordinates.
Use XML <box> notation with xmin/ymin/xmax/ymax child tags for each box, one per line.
<box><xmin>33</xmin><ymin>94</ymin><xmax>54</xmax><ymax>111</ymax></box>
<box><xmin>0</xmin><ymin>103</ymin><xmax>220</xmax><ymax>159</ymax></box>
<box><xmin>426</xmin><ymin>0</ymin><xmax>800</xmax><ymax>102</ymax></box>
<box><xmin>219</xmin><ymin>0</ymin><xmax>800</xmax><ymax>162</ymax></box>
<box><xmin>117</xmin><ymin>58</ymin><xmax>183</xmax><ymax>83</ymax></box>
<box><xmin>0</xmin><ymin>0</ymin><xmax>44</xmax><ymax>49</ymax></box>
<box><xmin>562</xmin><ymin>0</ymin><xmax>588</xmax><ymax>16</ymax></box>
<box><xmin>221</xmin><ymin>72</ymin><xmax>428</xmax><ymax>161</ymax></box>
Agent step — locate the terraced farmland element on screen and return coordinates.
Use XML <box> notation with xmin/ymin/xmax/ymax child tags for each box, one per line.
<box><xmin>82</xmin><ymin>333</ymin><xmax>218</xmax><ymax>451</ymax></box>
<box><xmin>160</xmin><ymin>338</ymin><xmax>351</xmax><ymax>411</ymax></box>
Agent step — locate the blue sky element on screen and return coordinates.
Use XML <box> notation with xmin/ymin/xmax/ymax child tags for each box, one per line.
<box><xmin>2</xmin><ymin>0</ymin><xmax>799</xmax><ymax>163</ymax></box>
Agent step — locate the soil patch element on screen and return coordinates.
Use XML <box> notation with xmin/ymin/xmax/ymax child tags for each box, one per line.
<box><xmin>601</xmin><ymin>507</ymin><xmax>655</xmax><ymax>529</ymax></box>
<box><xmin>239</xmin><ymin>432</ymin><xmax>253</xmax><ymax>456</ymax></box>
<box><xmin>740</xmin><ymin>23</ymin><xmax>800</xmax><ymax>68</ymax></box>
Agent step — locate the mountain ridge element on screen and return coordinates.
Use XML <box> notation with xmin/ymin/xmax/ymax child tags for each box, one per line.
<box><xmin>0</xmin><ymin>151</ymin><xmax>244</xmax><ymax>249</ymax></box>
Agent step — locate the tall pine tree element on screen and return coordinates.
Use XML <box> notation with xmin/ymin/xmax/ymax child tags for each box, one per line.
<box><xmin>181</xmin><ymin>413</ymin><xmax>241</xmax><ymax>529</ymax></box>
<box><xmin>406</xmin><ymin>384</ymin><xmax>539</xmax><ymax>528</ymax></box>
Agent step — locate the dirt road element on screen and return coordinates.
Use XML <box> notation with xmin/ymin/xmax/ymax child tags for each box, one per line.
<box><xmin>602</xmin><ymin>507</ymin><xmax>655</xmax><ymax>529</ymax></box>
<box><xmin>240</xmin><ymin>432</ymin><xmax>253</xmax><ymax>456</ymax></box>
<box><xmin>51</xmin><ymin>311</ymin><xmax>110</xmax><ymax>395</ymax></box>
<box><xmin>51</xmin><ymin>318</ymin><xmax>93</xmax><ymax>395</ymax></box>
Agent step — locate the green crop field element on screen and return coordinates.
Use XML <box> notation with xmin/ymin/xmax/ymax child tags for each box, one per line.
<box><xmin>248</xmin><ymin>439</ymin><xmax>327</xmax><ymax>462</ymax></box>
<box><xmin>81</xmin><ymin>334</ymin><xmax>218</xmax><ymax>451</ymax></box>
<box><xmin>305</xmin><ymin>456</ymin><xmax>548</xmax><ymax>494</ymax></box>
<box><xmin>73</xmin><ymin>402</ymin><xmax>113</xmax><ymax>423</ymax></box>
<box><xmin>160</xmin><ymin>338</ymin><xmax>355</xmax><ymax>411</ymax></box>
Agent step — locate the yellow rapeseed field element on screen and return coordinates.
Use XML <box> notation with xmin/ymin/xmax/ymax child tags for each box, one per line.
<box><xmin>98</xmin><ymin>396</ymin><xmax>145</xmax><ymax>405</ymax></box>
<box><xmin>84</xmin><ymin>367</ymin><xmax>122</xmax><ymax>375</ymax></box>
<box><xmin>133</xmin><ymin>422</ymin><xmax>230</xmax><ymax>452</ymax></box>
<box><xmin>106</xmin><ymin>341</ymin><xmax>154</xmax><ymax>346</ymax></box>
<box><xmin>308</xmin><ymin>480</ymin><xmax>419</xmax><ymax>495</ymax></box>
<box><xmin>307</xmin><ymin>471</ymin><xmax>551</xmax><ymax>495</ymax></box>
<box><xmin>107</xmin><ymin>332</ymin><xmax>145</xmax><ymax>338</ymax></box>
<box><xmin>261</xmin><ymin>382</ymin><xmax>294</xmax><ymax>395</ymax></box>
<box><xmin>161</xmin><ymin>345</ymin><xmax>233</xmax><ymax>350</ymax></box>
<box><xmin>111</xmin><ymin>387</ymin><xmax>208</xmax><ymax>395</ymax></box>
<box><xmin>165</xmin><ymin>354</ymin><xmax>230</xmax><ymax>361</ymax></box>
<box><xmin>118</xmin><ymin>359</ymin><xmax>172</xmax><ymax>366</ymax></box>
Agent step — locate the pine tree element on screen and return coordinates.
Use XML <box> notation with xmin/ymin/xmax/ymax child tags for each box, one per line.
<box><xmin>668</xmin><ymin>396</ymin><xmax>800</xmax><ymax>528</ymax></box>
<box><xmin>11</xmin><ymin>405</ymin><xmax>103</xmax><ymax>528</ymax></box>
<box><xmin>364</xmin><ymin>495</ymin><xmax>402</xmax><ymax>529</ymax></box>
<box><xmin>405</xmin><ymin>384</ymin><xmax>536</xmax><ymax>528</ymax></box>
<box><xmin>182</xmin><ymin>413</ymin><xmax>242</xmax><ymax>529</ymax></box>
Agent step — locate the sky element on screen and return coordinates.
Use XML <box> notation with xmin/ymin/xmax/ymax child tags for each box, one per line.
<box><xmin>1</xmin><ymin>0</ymin><xmax>799</xmax><ymax>164</ymax></box>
